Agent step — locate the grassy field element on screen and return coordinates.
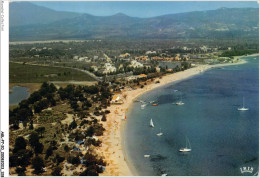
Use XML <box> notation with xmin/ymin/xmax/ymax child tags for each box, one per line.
<box><xmin>10</xmin><ymin>62</ymin><xmax>96</xmax><ymax>83</ymax></box>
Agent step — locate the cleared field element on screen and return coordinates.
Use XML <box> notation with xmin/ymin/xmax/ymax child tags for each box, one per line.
<box><xmin>10</xmin><ymin>62</ymin><xmax>96</xmax><ymax>83</ymax></box>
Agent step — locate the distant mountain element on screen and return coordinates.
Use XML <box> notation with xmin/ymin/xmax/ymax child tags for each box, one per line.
<box><xmin>10</xmin><ymin>2</ymin><xmax>259</xmax><ymax>41</ymax></box>
<box><xmin>10</xmin><ymin>2</ymin><xmax>82</xmax><ymax>27</ymax></box>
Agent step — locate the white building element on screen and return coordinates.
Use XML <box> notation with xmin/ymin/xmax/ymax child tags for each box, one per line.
<box><xmin>145</xmin><ymin>51</ymin><xmax>156</xmax><ymax>55</ymax></box>
<box><xmin>78</xmin><ymin>57</ymin><xmax>89</xmax><ymax>62</ymax></box>
<box><xmin>130</xmin><ymin>60</ymin><xmax>143</xmax><ymax>68</ymax></box>
<box><xmin>103</xmin><ymin>63</ymin><xmax>116</xmax><ymax>74</ymax></box>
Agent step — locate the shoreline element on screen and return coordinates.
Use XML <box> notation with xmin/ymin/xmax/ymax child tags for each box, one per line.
<box><xmin>96</xmin><ymin>57</ymin><xmax>253</xmax><ymax>176</ymax></box>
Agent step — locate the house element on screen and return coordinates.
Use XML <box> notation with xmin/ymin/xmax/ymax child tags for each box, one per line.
<box><xmin>126</xmin><ymin>76</ymin><xmax>138</xmax><ymax>81</ymax></box>
<box><xmin>145</xmin><ymin>51</ymin><xmax>156</xmax><ymax>55</ymax></box>
<box><xmin>155</xmin><ymin>67</ymin><xmax>160</xmax><ymax>72</ymax></box>
<box><xmin>119</xmin><ymin>53</ymin><xmax>130</xmax><ymax>58</ymax></box>
<box><xmin>130</xmin><ymin>60</ymin><xmax>143</xmax><ymax>68</ymax></box>
<box><xmin>103</xmin><ymin>63</ymin><xmax>116</xmax><ymax>74</ymax></box>
<box><xmin>138</xmin><ymin>74</ymin><xmax>147</xmax><ymax>78</ymax></box>
<box><xmin>175</xmin><ymin>56</ymin><xmax>180</xmax><ymax>60</ymax></box>
<box><xmin>78</xmin><ymin>57</ymin><xmax>88</xmax><ymax>62</ymax></box>
<box><xmin>182</xmin><ymin>55</ymin><xmax>190</xmax><ymax>61</ymax></box>
<box><xmin>111</xmin><ymin>95</ymin><xmax>124</xmax><ymax>104</ymax></box>
<box><xmin>167</xmin><ymin>69</ymin><xmax>173</xmax><ymax>72</ymax></box>
<box><xmin>93</xmin><ymin>56</ymin><xmax>99</xmax><ymax>60</ymax></box>
<box><xmin>91</xmin><ymin>65</ymin><xmax>98</xmax><ymax>71</ymax></box>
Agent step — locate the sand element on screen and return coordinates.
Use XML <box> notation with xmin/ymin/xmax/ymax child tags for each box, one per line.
<box><xmin>96</xmin><ymin>58</ymin><xmax>250</xmax><ymax>176</ymax></box>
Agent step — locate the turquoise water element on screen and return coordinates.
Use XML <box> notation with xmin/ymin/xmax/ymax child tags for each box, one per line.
<box><xmin>9</xmin><ymin>86</ymin><xmax>30</xmax><ymax>105</ymax></box>
<box><xmin>125</xmin><ymin>56</ymin><xmax>259</xmax><ymax>176</ymax></box>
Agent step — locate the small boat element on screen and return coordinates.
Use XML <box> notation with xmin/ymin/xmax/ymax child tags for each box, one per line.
<box><xmin>237</xmin><ymin>97</ymin><xmax>249</xmax><ymax>111</ymax></box>
<box><xmin>150</xmin><ymin>119</ymin><xmax>154</xmax><ymax>127</ymax></box>
<box><xmin>161</xmin><ymin>174</ymin><xmax>167</xmax><ymax>176</ymax></box>
<box><xmin>153</xmin><ymin>103</ymin><xmax>158</xmax><ymax>106</ymax></box>
<box><xmin>144</xmin><ymin>155</ymin><xmax>150</xmax><ymax>158</ymax></box>
<box><xmin>179</xmin><ymin>136</ymin><xmax>191</xmax><ymax>152</ymax></box>
<box><xmin>149</xmin><ymin>100</ymin><xmax>155</xmax><ymax>104</ymax></box>
<box><xmin>176</xmin><ymin>95</ymin><xmax>184</xmax><ymax>105</ymax></box>
<box><xmin>141</xmin><ymin>104</ymin><xmax>146</xmax><ymax>109</ymax></box>
<box><xmin>157</xmin><ymin>128</ymin><xmax>163</xmax><ymax>136</ymax></box>
<box><xmin>173</xmin><ymin>89</ymin><xmax>178</xmax><ymax>92</ymax></box>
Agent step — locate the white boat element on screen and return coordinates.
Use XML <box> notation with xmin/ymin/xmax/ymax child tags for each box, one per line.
<box><xmin>144</xmin><ymin>155</ymin><xmax>150</xmax><ymax>158</ymax></box>
<box><xmin>179</xmin><ymin>137</ymin><xmax>191</xmax><ymax>152</ymax></box>
<box><xmin>161</xmin><ymin>174</ymin><xmax>167</xmax><ymax>176</ymax></box>
<box><xmin>157</xmin><ymin>128</ymin><xmax>163</xmax><ymax>136</ymax></box>
<box><xmin>141</xmin><ymin>104</ymin><xmax>146</xmax><ymax>109</ymax></box>
<box><xmin>237</xmin><ymin>97</ymin><xmax>249</xmax><ymax>111</ymax></box>
<box><xmin>176</xmin><ymin>95</ymin><xmax>184</xmax><ymax>105</ymax></box>
<box><xmin>150</xmin><ymin>119</ymin><xmax>154</xmax><ymax>127</ymax></box>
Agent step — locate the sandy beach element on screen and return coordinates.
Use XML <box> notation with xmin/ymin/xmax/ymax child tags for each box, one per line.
<box><xmin>95</xmin><ymin>58</ymin><xmax>253</xmax><ymax>176</ymax></box>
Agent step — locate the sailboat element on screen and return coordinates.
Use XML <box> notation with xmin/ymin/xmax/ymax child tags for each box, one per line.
<box><xmin>179</xmin><ymin>137</ymin><xmax>191</xmax><ymax>152</ymax></box>
<box><xmin>237</xmin><ymin>97</ymin><xmax>249</xmax><ymax>111</ymax></box>
<box><xmin>150</xmin><ymin>119</ymin><xmax>154</xmax><ymax>127</ymax></box>
<box><xmin>176</xmin><ymin>95</ymin><xmax>184</xmax><ymax>105</ymax></box>
<box><xmin>157</xmin><ymin>128</ymin><xmax>163</xmax><ymax>136</ymax></box>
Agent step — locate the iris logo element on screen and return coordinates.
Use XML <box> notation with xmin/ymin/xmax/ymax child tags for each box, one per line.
<box><xmin>240</xmin><ymin>166</ymin><xmax>254</xmax><ymax>174</ymax></box>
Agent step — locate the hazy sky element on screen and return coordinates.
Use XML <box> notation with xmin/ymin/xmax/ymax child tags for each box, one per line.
<box><xmin>31</xmin><ymin>1</ymin><xmax>259</xmax><ymax>17</ymax></box>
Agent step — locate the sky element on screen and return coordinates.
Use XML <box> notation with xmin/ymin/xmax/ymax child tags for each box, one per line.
<box><xmin>31</xmin><ymin>1</ymin><xmax>259</xmax><ymax>18</ymax></box>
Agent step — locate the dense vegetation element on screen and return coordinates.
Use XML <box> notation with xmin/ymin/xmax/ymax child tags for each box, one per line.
<box><xmin>220</xmin><ymin>49</ymin><xmax>258</xmax><ymax>57</ymax></box>
<box><xmin>9</xmin><ymin>62</ymin><xmax>96</xmax><ymax>83</ymax></box>
<box><xmin>9</xmin><ymin>82</ymin><xmax>112</xmax><ymax>176</ymax></box>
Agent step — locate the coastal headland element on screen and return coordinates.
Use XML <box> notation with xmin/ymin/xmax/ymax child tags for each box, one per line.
<box><xmin>97</xmin><ymin>57</ymin><xmax>253</xmax><ymax>176</ymax></box>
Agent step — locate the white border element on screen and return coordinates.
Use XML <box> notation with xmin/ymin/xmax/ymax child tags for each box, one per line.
<box><xmin>1</xmin><ymin>0</ymin><xmax>260</xmax><ymax>178</ymax></box>
<box><xmin>1</xmin><ymin>0</ymin><xmax>9</xmax><ymax>177</ymax></box>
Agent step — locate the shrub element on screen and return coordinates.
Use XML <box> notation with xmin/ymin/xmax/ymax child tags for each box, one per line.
<box><xmin>45</xmin><ymin>146</ymin><xmax>53</xmax><ymax>160</ymax></box>
<box><xmin>15</xmin><ymin>167</ymin><xmax>26</xmax><ymax>176</ymax></box>
<box><xmin>13</xmin><ymin>137</ymin><xmax>27</xmax><ymax>153</ymax></box>
<box><xmin>101</xmin><ymin>114</ymin><xmax>106</xmax><ymax>122</ymax></box>
<box><xmin>51</xmin><ymin>167</ymin><xmax>62</xmax><ymax>176</ymax></box>
<box><xmin>32</xmin><ymin>156</ymin><xmax>45</xmax><ymax>175</ymax></box>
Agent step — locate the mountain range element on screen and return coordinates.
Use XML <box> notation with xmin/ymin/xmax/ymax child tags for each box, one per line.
<box><xmin>10</xmin><ymin>2</ymin><xmax>259</xmax><ymax>41</ymax></box>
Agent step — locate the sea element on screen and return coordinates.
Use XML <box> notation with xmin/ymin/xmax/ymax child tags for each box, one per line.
<box><xmin>124</xmin><ymin>55</ymin><xmax>259</xmax><ymax>176</ymax></box>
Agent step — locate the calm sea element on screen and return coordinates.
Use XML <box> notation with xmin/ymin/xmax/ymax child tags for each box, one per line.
<box><xmin>125</xmin><ymin>56</ymin><xmax>259</xmax><ymax>176</ymax></box>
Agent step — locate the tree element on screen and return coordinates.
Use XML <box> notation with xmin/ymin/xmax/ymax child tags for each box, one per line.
<box><xmin>45</xmin><ymin>146</ymin><xmax>53</xmax><ymax>160</ymax></box>
<box><xmin>51</xmin><ymin>167</ymin><xmax>62</xmax><ymax>176</ymax></box>
<box><xmin>13</xmin><ymin>137</ymin><xmax>27</xmax><ymax>153</ymax></box>
<box><xmin>64</xmin><ymin>145</ymin><xmax>69</xmax><ymax>152</ymax></box>
<box><xmin>15</xmin><ymin>166</ymin><xmax>26</xmax><ymax>176</ymax></box>
<box><xmin>29</xmin><ymin>120</ymin><xmax>34</xmax><ymax>130</ymax></box>
<box><xmin>34</xmin><ymin>142</ymin><xmax>44</xmax><ymax>154</ymax></box>
<box><xmin>55</xmin><ymin>154</ymin><xmax>65</xmax><ymax>164</ymax></box>
<box><xmin>32</xmin><ymin>156</ymin><xmax>45</xmax><ymax>175</ymax></box>
<box><xmin>35</xmin><ymin>127</ymin><xmax>45</xmax><ymax>138</ymax></box>
<box><xmin>69</xmin><ymin>120</ymin><xmax>77</xmax><ymax>130</ymax></box>
<box><xmin>101</xmin><ymin>114</ymin><xmax>106</xmax><ymax>122</ymax></box>
<box><xmin>29</xmin><ymin>132</ymin><xmax>39</xmax><ymax>147</ymax></box>
<box><xmin>9</xmin><ymin>150</ymin><xmax>32</xmax><ymax>167</ymax></box>
<box><xmin>28</xmin><ymin>91</ymin><xmax>42</xmax><ymax>104</ymax></box>
<box><xmin>86</xmin><ymin>126</ymin><xmax>95</xmax><ymax>137</ymax></box>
